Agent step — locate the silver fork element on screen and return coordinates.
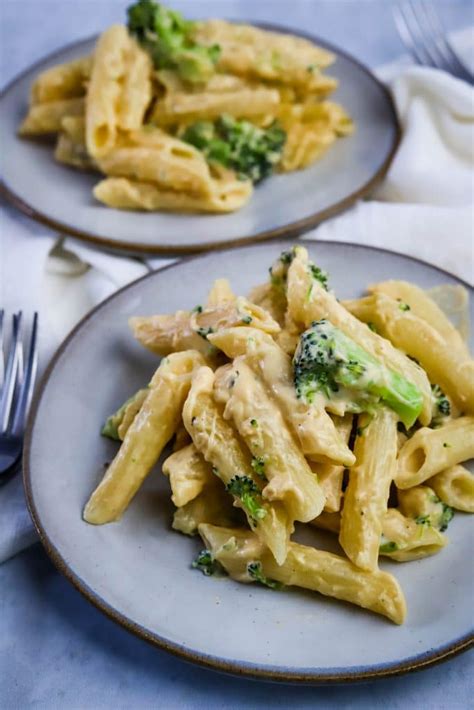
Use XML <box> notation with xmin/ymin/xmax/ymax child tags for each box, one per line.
<box><xmin>393</xmin><ymin>0</ymin><xmax>474</xmax><ymax>84</ymax></box>
<box><xmin>0</xmin><ymin>311</ymin><xmax>39</xmax><ymax>477</ymax></box>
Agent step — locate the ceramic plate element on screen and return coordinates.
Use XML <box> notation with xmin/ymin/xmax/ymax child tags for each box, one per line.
<box><xmin>1</xmin><ymin>24</ymin><xmax>399</xmax><ymax>255</ymax></box>
<box><xmin>24</xmin><ymin>241</ymin><xmax>473</xmax><ymax>682</ymax></box>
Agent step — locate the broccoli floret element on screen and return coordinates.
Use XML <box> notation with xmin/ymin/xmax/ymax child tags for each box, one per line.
<box><xmin>308</xmin><ymin>263</ymin><xmax>329</xmax><ymax>291</ymax></box>
<box><xmin>192</xmin><ymin>549</ymin><xmax>225</xmax><ymax>576</ymax></box>
<box><xmin>225</xmin><ymin>475</ymin><xmax>267</xmax><ymax>522</ymax></box>
<box><xmin>438</xmin><ymin>503</ymin><xmax>454</xmax><ymax>532</ymax></box>
<box><xmin>247</xmin><ymin>561</ymin><xmax>283</xmax><ymax>589</ymax></box>
<box><xmin>268</xmin><ymin>247</ymin><xmax>328</xmax><ymax>295</ymax></box>
<box><xmin>127</xmin><ymin>0</ymin><xmax>220</xmax><ymax>83</ymax></box>
<box><xmin>182</xmin><ymin>115</ymin><xmax>286</xmax><ymax>183</ymax></box>
<box><xmin>415</xmin><ymin>514</ymin><xmax>431</xmax><ymax>527</ymax></box>
<box><xmin>293</xmin><ymin>319</ymin><xmax>423</xmax><ymax>428</ymax></box>
<box><xmin>251</xmin><ymin>456</ymin><xmax>266</xmax><ymax>480</ymax></box>
<box><xmin>431</xmin><ymin>384</ymin><xmax>451</xmax><ymax>427</ymax></box>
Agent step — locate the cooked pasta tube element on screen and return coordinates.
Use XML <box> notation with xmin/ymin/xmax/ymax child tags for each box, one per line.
<box><xmin>101</xmin><ymin>387</ymin><xmax>149</xmax><ymax>441</ymax></box>
<box><xmin>162</xmin><ymin>443</ymin><xmax>214</xmax><ymax>507</ymax></box>
<box><xmin>83</xmin><ymin>350</ymin><xmax>205</xmax><ymax>524</ymax></box>
<box><xmin>213</xmin><ymin>361</ymin><xmax>326</xmax><ymax>522</ymax></box>
<box><xmin>206</xmin><ymin>279</ymin><xmax>236</xmax><ymax>307</ymax></box>
<box><xmin>208</xmin><ymin>327</ymin><xmax>355</xmax><ymax>466</ymax></box>
<box><xmin>396</xmin><ymin>417</ymin><xmax>474</xmax><ymax>489</ymax></box>
<box><xmin>345</xmin><ymin>293</ymin><xmax>474</xmax><ymax>413</ymax></box>
<box><xmin>339</xmin><ymin>409</ymin><xmax>398</xmax><ymax>571</ymax></box>
<box><xmin>286</xmin><ymin>247</ymin><xmax>432</xmax><ymax>424</ymax></box>
<box><xmin>397</xmin><ymin>485</ymin><xmax>454</xmax><ymax>531</ymax></box>
<box><xmin>193</xmin><ymin>20</ymin><xmax>336</xmax><ymax>86</ymax></box>
<box><xmin>247</xmin><ymin>282</ymin><xmax>287</xmax><ymax>327</ymax></box>
<box><xmin>309</xmin><ymin>415</ymin><xmax>353</xmax><ymax>512</ymax></box>
<box><xmin>18</xmin><ymin>97</ymin><xmax>85</xmax><ymax>135</ymax></box>
<box><xmin>172</xmin><ymin>480</ymin><xmax>241</xmax><ymax>536</ymax></box>
<box><xmin>54</xmin><ymin>115</ymin><xmax>93</xmax><ymax>170</ymax></box>
<box><xmin>368</xmin><ymin>280</ymin><xmax>470</xmax><ymax>358</ymax></box>
<box><xmin>93</xmin><ymin>175</ymin><xmax>253</xmax><ymax>213</ymax></box>
<box><xmin>30</xmin><ymin>56</ymin><xmax>92</xmax><ymax>104</ymax></box>
<box><xmin>428</xmin><ymin>465</ymin><xmax>474</xmax><ymax>513</ymax></box>
<box><xmin>198</xmin><ymin>524</ymin><xmax>406</xmax><ymax>624</ymax></box>
<box><xmin>173</xmin><ymin>422</ymin><xmax>192</xmax><ymax>451</ymax></box>
<box><xmin>116</xmin><ymin>40</ymin><xmax>152</xmax><ymax>131</ymax></box>
<box><xmin>129</xmin><ymin>299</ymin><xmax>280</xmax><ymax>358</ymax></box>
<box><xmin>182</xmin><ymin>367</ymin><xmax>292</xmax><ymax>564</ymax></box>
<box><xmin>97</xmin><ymin>128</ymin><xmax>215</xmax><ymax>197</ymax></box>
<box><xmin>311</xmin><ymin>508</ymin><xmax>446</xmax><ymax>562</ymax></box>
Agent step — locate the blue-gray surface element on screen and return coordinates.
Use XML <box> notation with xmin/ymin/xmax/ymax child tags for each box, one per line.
<box><xmin>1</xmin><ymin>1</ymin><xmax>473</xmax><ymax>708</ymax></box>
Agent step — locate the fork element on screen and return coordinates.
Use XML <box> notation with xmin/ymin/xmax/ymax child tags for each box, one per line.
<box><xmin>0</xmin><ymin>311</ymin><xmax>39</xmax><ymax>477</ymax></box>
<box><xmin>393</xmin><ymin>0</ymin><xmax>474</xmax><ymax>84</ymax></box>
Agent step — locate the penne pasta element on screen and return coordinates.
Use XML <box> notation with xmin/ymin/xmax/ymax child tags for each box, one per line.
<box><xmin>129</xmin><ymin>299</ymin><xmax>280</xmax><ymax>358</ymax></box>
<box><xmin>428</xmin><ymin>465</ymin><xmax>474</xmax><ymax>513</ymax></box>
<box><xmin>368</xmin><ymin>279</ymin><xmax>470</xmax><ymax>358</ymax></box>
<box><xmin>208</xmin><ymin>327</ymin><xmax>355</xmax><ymax>466</ymax></box>
<box><xmin>30</xmin><ymin>56</ymin><xmax>92</xmax><ymax>104</ymax></box>
<box><xmin>172</xmin><ymin>480</ymin><xmax>240</xmax><ymax>536</ymax></box>
<box><xmin>339</xmin><ymin>409</ymin><xmax>398</xmax><ymax>571</ymax></box>
<box><xmin>162</xmin><ymin>443</ymin><xmax>214</xmax><ymax>507</ymax></box>
<box><xmin>19</xmin><ymin>97</ymin><xmax>85</xmax><ymax>135</ymax></box>
<box><xmin>396</xmin><ymin>417</ymin><xmax>474</xmax><ymax>489</ymax></box>
<box><xmin>309</xmin><ymin>415</ymin><xmax>353</xmax><ymax>512</ymax></box>
<box><xmin>213</xmin><ymin>361</ymin><xmax>326</xmax><ymax>522</ymax></box>
<box><xmin>206</xmin><ymin>279</ymin><xmax>236</xmax><ymax>307</ymax></box>
<box><xmin>345</xmin><ymin>293</ymin><xmax>474</xmax><ymax>414</ymax></box>
<box><xmin>182</xmin><ymin>366</ymin><xmax>292</xmax><ymax>564</ymax></box>
<box><xmin>83</xmin><ymin>350</ymin><xmax>205</xmax><ymax>524</ymax></box>
<box><xmin>286</xmin><ymin>247</ymin><xmax>433</xmax><ymax>424</ymax></box>
<box><xmin>198</xmin><ymin>524</ymin><xmax>407</xmax><ymax>624</ymax></box>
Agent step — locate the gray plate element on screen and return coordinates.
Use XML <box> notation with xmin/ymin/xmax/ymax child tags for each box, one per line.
<box><xmin>1</xmin><ymin>24</ymin><xmax>399</xmax><ymax>255</ymax></box>
<box><xmin>24</xmin><ymin>241</ymin><xmax>474</xmax><ymax>683</ymax></box>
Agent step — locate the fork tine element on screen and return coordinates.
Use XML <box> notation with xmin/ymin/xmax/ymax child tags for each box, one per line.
<box><xmin>10</xmin><ymin>313</ymin><xmax>39</xmax><ymax>437</ymax></box>
<box><xmin>0</xmin><ymin>310</ymin><xmax>4</xmax><ymax>387</ymax></box>
<box><xmin>393</xmin><ymin>3</ymin><xmax>429</xmax><ymax>67</ymax></box>
<box><xmin>403</xmin><ymin>1</ymin><xmax>447</xmax><ymax>71</ymax></box>
<box><xmin>421</xmin><ymin>1</ymin><xmax>474</xmax><ymax>83</ymax></box>
<box><xmin>0</xmin><ymin>313</ymin><xmax>23</xmax><ymax>432</ymax></box>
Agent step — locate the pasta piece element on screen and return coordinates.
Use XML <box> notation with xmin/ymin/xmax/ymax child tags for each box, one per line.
<box><xmin>311</xmin><ymin>509</ymin><xmax>446</xmax><ymax>562</ymax></box>
<box><xmin>193</xmin><ymin>20</ymin><xmax>336</xmax><ymax>88</ymax></box>
<box><xmin>339</xmin><ymin>409</ymin><xmax>398</xmax><ymax>571</ymax></box>
<box><xmin>208</xmin><ymin>327</ymin><xmax>355</xmax><ymax>466</ymax></box>
<box><xmin>173</xmin><ymin>421</ymin><xmax>192</xmax><ymax>451</ymax></box>
<box><xmin>172</xmin><ymin>480</ymin><xmax>241</xmax><ymax>536</ymax></box>
<box><xmin>97</xmin><ymin>127</ymin><xmax>215</xmax><ymax>197</ymax></box>
<box><xmin>18</xmin><ymin>98</ymin><xmax>84</xmax><ymax>135</ymax></box>
<box><xmin>428</xmin><ymin>465</ymin><xmax>474</xmax><ymax>513</ymax></box>
<box><xmin>198</xmin><ymin>524</ymin><xmax>406</xmax><ymax>624</ymax></box>
<box><xmin>55</xmin><ymin>116</ymin><xmax>93</xmax><ymax>170</ymax></box>
<box><xmin>101</xmin><ymin>387</ymin><xmax>149</xmax><ymax>441</ymax></box>
<box><xmin>83</xmin><ymin>350</ymin><xmax>205</xmax><ymax>524</ymax></box>
<box><xmin>345</xmin><ymin>293</ymin><xmax>474</xmax><ymax>413</ymax></box>
<box><xmin>182</xmin><ymin>366</ymin><xmax>292</xmax><ymax>564</ymax></box>
<box><xmin>396</xmin><ymin>417</ymin><xmax>474</xmax><ymax>489</ymax></box>
<box><xmin>247</xmin><ymin>282</ymin><xmax>287</xmax><ymax>328</ymax></box>
<box><xmin>93</xmin><ymin>175</ymin><xmax>252</xmax><ymax>213</ymax></box>
<box><xmin>162</xmin><ymin>443</ymin><xmax>214</xmax><ymax>507</ymax></box>
<box><xmin>206</xmin><ymin>279</ymin><xmax>236</xmax><ymax>307</ymax></box>
<box><xmin>213</xmin><ymin>361</ymin><xmax>325</xmax><ymax>523</ymax></box>
<box><xmin>427</xmin><ymin>284</ymin><xmax>470</xmax><ymax>343</ymax></box>
<box><xmin>30</xmin><ymin>56</ymin><xmax>92</xmax><ymax>104</ymax></box>
<box><xmin>151</xmin><ymin>70</ymin><xmax>280</xmax><ymax>124</ymax></box>
<box><xmin>86</xmin><ymin>25</ymin><xmax>152</xmax><ymax>158</ymax></box>
<box><xmin>369</xmin><ymin>280</ymin><xmax>470</xmax><ymax>358</ymax></box>
<box><xmin>286</xmin><ymin>246</ymin><xmax>432</xmax><ymax>424</ymax></box>
<box><xmin>129</xmin><ymin>299</ymin><xmax>280</xmax><ymax>358</ymax></box>
<box><xmin>309</xmin><ymin>415</ymin><xmax>353</xmax><ymax>512</ymax></box>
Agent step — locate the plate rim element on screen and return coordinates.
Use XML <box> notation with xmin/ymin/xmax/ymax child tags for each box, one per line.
<box><xmin>23</xmin><ymin>239</ymin><xmax>474</xmax><ymax>683</ymax></box>
<box><xmin>1</xmin><ymin>21</ymin><xmax>401</xmax><ymax>256</ymax></box>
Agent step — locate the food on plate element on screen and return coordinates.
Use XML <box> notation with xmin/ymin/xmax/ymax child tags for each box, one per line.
<box><xmin>84</xmin><ymin>245</ymin><xmax>473</xmax><ymax>624</ymax></box>
<box><xmin>19</xmin><ymin>1</ymin><xmax>353</xmax><ymax>213</ymax></box>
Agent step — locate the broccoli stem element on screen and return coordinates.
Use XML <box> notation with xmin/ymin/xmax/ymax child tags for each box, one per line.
<box><xmin>293</xmin><ymin>320</ymin><xmax>423</xmax><ymax>428</ymax></box>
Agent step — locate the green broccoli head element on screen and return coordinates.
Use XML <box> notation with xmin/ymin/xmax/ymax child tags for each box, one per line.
<box><xmin>247</xmin><ymin>561</ymin><xmax>283</xmax><ymax>589</ymax></box>
<box><xmin>127</xmin><ymin>0</ymin><xmax>220</xmax><ymax>83</ymax></box>
<box><xmin>182</xmin><ymin>115</ymin><xmax>286</xmax><ymax>183</ymax></box>
<box><xmin>192</xmin><ymin>549</ymin><xmax>225</xmax><ymax>576</ymax></box>
<box><xmin>293</xmin><ymin>319</ymin><xmax>423</xmax><ymax>427</ymax></box>
<box><xmin>225</xmin><ymin>475</ymin><xmax>267</xmax><ymax>523</ymax></box>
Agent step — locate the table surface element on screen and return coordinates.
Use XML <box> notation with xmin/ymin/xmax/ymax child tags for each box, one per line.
<box><xmin>1</xmin><ymin>1</ymin><xmax>473</xmax><ymax>708</ymax></box>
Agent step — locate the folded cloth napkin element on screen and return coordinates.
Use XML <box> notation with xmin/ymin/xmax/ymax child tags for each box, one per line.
<box><xmin>1</xmin><ymin>31</ymin><xmax>473</xmax><ymax>564</ymax></box>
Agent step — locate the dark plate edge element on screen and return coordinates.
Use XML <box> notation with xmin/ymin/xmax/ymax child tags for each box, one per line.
<box><xmin>23</xmin><ymin>240</ymin><xmax>473</xmax><ymax>683</ymax></box>
<box><xmin>1</xmin><ymin>22</ymin><xmax>401</xmax><ymax>256</ymax></box>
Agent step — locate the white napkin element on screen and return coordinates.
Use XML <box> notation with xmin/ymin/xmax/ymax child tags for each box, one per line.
<box><xmin>1</xmin><ymin>32</ymin><xmax>473</xmax><ymax>563</ymax></box>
